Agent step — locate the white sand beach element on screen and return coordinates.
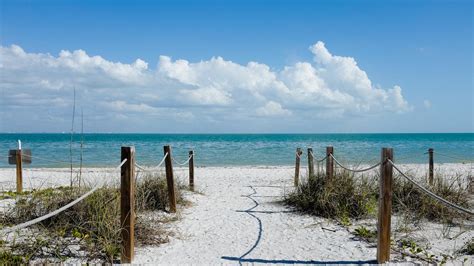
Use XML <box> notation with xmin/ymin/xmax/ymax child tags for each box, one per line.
<box><xmin>0</xmin><ymin>164</ymin><xmax>472</xmax><ymax>264</ymax></box>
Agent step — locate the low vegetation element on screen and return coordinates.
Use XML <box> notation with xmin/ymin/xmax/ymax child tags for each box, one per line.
<box><xmin>458</xmin><ymin>238</ymin><xmax>474</xmax><ymax>255</ymax></box>
<box><xmin>0</xmin><ymin>173</ymin><xmax>183</xmax><ymax>264</ymax></box>
<box><xmin>285</xmin><ymin>170</ymin><xmax>472</xmax><ymax>263</ymax></box>
<box><xmin>285</xmin><ymin>172</ymin><xmax>378</xmax><ymax>222</ymax></box>
<box><xmin>285</xmin><ymin>171</ymin><xmax>471</xmax><ymax>223</ymax></box>
<box><xmin>392</xmin><ymin>174</ymin><xmax>471</xmax><ymax>222</ymax></box>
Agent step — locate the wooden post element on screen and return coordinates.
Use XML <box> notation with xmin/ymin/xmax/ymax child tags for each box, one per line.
<box><xmin>16</xmin><ymin>149</ymin><xmax>23</xmax><ymax>193</ymax></box>
<box><xmin>307</xmin><ymin>148</ymin><xmax>314</xmax><ymax>178</ymax></box>
<box><xmin>294</xmin><ymin>148</ymin><xmax>302</xmax><ymax>186</ymax></box>
<box><xmin>164</xmin><ymin>145</ymin><xmax>177</xmax><ymax>213</ymax></box>
<box><xmin>428</xmin><ymin>148</ymin><xmax>434</xmax><ymax>185</ymax></box>
<box><xmin>326</xmin><ymin>146</ymin><xmax>334</xmax><ymax>179</ymax></box>
<box><xmin>120</xmin><ymin>146</ymin><xmax>135</xmax><ymax>263</ymax></box>
<box><xmin>189</xmin><ymin>150</ymin><xmax>194</xmax><ymax>191</ymax></box>
<box><xmin>377</xmin><ymin>148</ymin><xmax>393</xmax><ymax>263</ymax></box>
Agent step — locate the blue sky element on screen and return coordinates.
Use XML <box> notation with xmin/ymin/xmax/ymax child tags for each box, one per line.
<box><xmin>0</xmin><ymin>0</ymin><xmax>472</xmax><ymax>133</ymax></box>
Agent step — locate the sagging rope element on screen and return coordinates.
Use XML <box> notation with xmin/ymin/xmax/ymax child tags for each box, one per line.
<box><xmin>172</xmin><ymin>154</ymin><xmax>193</xmax><ymax>166</ymax></box>
<box><xmin>309</xmin><ymin>151</ymin><xmax>327</xmax><ymax>163</ymax></box>
<box><xmin>134</xmin><ymin>152</ymin><xmax>168</xmax><ymax>171</ymax></box>
<box><xmin>388</xmin><ymin>159</ymin><xmax>473</xmax><ymax>216</ymax></box>
<box><xmin>330</xmin><ymin>154</ymin><xmax>381</xmax><ymax>173</ymax></box>
<box><xmin>0</xmin><ymin>158</ymin><xmax>128</xmax><ymax>235</ymax></box>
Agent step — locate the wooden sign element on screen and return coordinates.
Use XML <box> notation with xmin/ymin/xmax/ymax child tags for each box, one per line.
<box><xmin>8</xmin><ymin>149</ymin><xmax>32</xmax><ymax>165</ymax></box>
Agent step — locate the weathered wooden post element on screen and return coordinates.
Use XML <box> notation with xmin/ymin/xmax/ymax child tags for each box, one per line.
<box><xmin>164</xmin><ymin>145</ymin><xmax>177</xmax><ymax>213</ymax></box>
<box><xmin>377</xmin><ymin>148</ymin><xmax>393</xmax><ymax>263</ymax></box>
<box><xmin>120</xmin><ymin>146</ymin><xmax>135</xmax><ymax>263</ymax></box>
<box><xmin>294</xmin><ymin>148</ymin><xmax>302</xmax><ymax>186</ymax></box>
<box><xmin>326</xmin><ymin>146</ymin><xmax>334</xmax><ymax>179</ymax></box>
<box><xmin>9</xmin><ymin>141</ymin><xmax>31</xmax><ymax>193</ymax></box>
<box><xmin>307</xmin><ymin>148</ymin><xmax>314</xmax><ymax>178</ymax></box>
<box><xmin>428</xmin><ymin>148</ymin><xmax>434</xmax><ymax>185</ymax></box>
<box><xmin>189</xmin><ymin>150</ymin><xmax>194</xmax><ymax>191</ymax></box>
<box><xmin>15</xmin><ymin>148</ymin><xmax>23</xmax><ymax>193</ymax></box>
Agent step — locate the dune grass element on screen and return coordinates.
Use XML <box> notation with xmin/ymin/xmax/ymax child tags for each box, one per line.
<box><xmin>285</xmin><ymin>171</ymin><xmax>472</xmax><ymax>223</ymax></box>
<box><xmin>0</xmin><ymin>172</ymin><xmax>183</xmax><ymax>264</ymax></box>
<box><xmin>285</xmin><ymin>172</ymin><xmax>378</xmax><ymax>223</ymax></box>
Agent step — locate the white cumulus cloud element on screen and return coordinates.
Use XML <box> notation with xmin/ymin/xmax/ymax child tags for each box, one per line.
<box><xmin>0</xmin><ymin>41</ymin><xmax>412</xmax><ymax>132</ymax></box>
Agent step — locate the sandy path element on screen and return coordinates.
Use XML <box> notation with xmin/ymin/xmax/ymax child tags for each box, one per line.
<box><xmin>0</xmin><ymin>164</ymin><xmax>471</xmax><ymax>264</ymax></box>
<box><xmin>134</xmin><ymin>167</ymin><xmax>377</xmax><ymax>264</ymax></box>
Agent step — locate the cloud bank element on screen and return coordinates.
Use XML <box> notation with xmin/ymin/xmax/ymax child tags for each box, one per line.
<box><xmin>0</xmin><ymin>41</ymin><xmax>411</xmax><ymax>132</ymax></box>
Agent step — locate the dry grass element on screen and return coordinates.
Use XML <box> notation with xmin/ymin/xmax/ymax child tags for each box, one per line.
<box><xmin>0</xmin><ymin>172</ymin><xmax>182</xmax><ymax>264</ymax></box>
<box><xmin>285</xmin><ymin>172</ymin><xmax>378</xmax><ymax>223</ymax></box>
<box><xmin>285</xmin><ymin>171</ymin><xmax>472</xmax><ymax>223</ymax></box>
<box><xmin>392</xmin><ymin>174</ymin><xmax>472</xmax><ymax>223</ymax></box>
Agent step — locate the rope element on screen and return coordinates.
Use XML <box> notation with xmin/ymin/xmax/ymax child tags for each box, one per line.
<box><xmin>311</xmin><ymin>152</ymin><xmax>328</xmax><ymax>163</ymax></box>
<box><xmin>172</xmin><ymin>154</ymin><xmax>193</xmax><ymax>166</ymax></box>
<box><xmin>388</xmin><ymin>159</ymin><xmax>473</xmax><ymax>216</ymax></box>
<box><xmin>295</xmin><ymin>151</ymin><xmax>303</xmax><ymax>159</ymax></box>
<box><xmin>330</xmin><ymin>154</ymin><xmax>381</xmax><ymax>173</ymax></box>
<box><xmin>135</xmin><ymin>163</ymin><xmax>152</xmax><ymax>172</ymax></box>
<box><xmin>0</xmin><ymin>158</ymin><xmax>128</xmax><ymax>235</ymax></box>
<box><xmin>135</xmin><ymin>152</ymin><xmax>168</xmax><ymax>170</ymax></box>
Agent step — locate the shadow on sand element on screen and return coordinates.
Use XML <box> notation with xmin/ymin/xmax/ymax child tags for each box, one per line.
<box><xmin>221</xmin><ymin>256</ymin><xmax>377</xmax><ymax>265</ymax></box>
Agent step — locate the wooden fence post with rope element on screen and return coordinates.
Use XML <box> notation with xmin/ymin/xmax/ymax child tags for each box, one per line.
<box><xmin>164</xmin><ymin>145</ymin><xmax>177</xmax><ymax>213</ymax></box>
<box><xmin>307</xmin><ymin>148</ymin><xmax>314</xmax><ymax>178</ymax></box>
<box><xmin>326</xmin><ymin>146</ymin><xmax>334</xmax><ymax>179</ymax></box>
<box><xmin>189</xmin><ymin>150</ymin><xmax>194</xmax><ymax>191</ymax></box>
<box><xmin>377</xmin><ymin>147</ymin><xmax>393</xmax><ymax>263</ymax></box>
<box><xmin>428</xmin><ymin>148</ymin><xmax>434</xmax><ymax>185</ymax></box>
<box><xmin>294</xmin><ymin>148</ymin><xmax>302</xmax><ymax>186</ymax></box>
<box><xmin>120</xmin><ymin>146</ymin><xmax>135</xmax><ymax>263</ymax></box>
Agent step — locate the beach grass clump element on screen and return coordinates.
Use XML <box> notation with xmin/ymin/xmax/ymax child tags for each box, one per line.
<box><xmin>392</xmin><ymin>174</ymin><xmax>471</xmax><ymax>222</ymax></box>
<box><xmin>1</xmin><ymin>186</ymin><xmax>121</xmax><ymax>263</ymax></box>
<box><xmin>0</xmin><ymin>172</ymin><xmax>181</xmax><ymax>263</ymax></box>
<box><xmin>285</xmin><ymin>171</ymin><xmax>472</xmax><ymax>223</ymax></box>
<box><xmin>136</xmin><ymin>173</ymin><xmax>183</xmax><ymax>212</ymax></box>
<box><xmin>284</xmin><ymin>172</ymin><xmax>378</xmax><ymax>221</ymax></box>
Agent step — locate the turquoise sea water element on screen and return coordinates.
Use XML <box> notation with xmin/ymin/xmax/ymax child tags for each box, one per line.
<box><xmin>0</xmin><ymin>133</ymin><xmax>473</xmax><ymax>168</ymax></box>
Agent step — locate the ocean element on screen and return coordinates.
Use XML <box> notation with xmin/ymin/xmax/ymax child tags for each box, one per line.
<box><xmin>0</xmin><ymin>133</ymin><xmax>473</xmax><ymax>168</ymax></box>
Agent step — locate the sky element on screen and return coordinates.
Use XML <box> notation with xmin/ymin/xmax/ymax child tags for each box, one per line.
<box><xmin>0</xmin><ymin>0</ymin><xmax>472</xmax><ymax>133</ymax></box>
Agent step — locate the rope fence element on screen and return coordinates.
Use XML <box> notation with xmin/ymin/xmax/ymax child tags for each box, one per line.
<box><xmin>172</xmin><ymin>154</ymin><xmax>193</xmax><ymax>166</ymax></box>
<box><xmin>293</xmin><ymin>145</ymin><xmax>473</xmax><ymax>263</ymax></box>
<box><xmin>0</xmin><ymin>158</ymin><xmax>128</xmax><ymax>235</ymax></box>
<box><xmin>0</xmin><ymin>145</ymin><xmax>196</xmax><ymax>263</ymax></box>
<box><xmin>330</xmin><ymin>154</ymin><xmax>381</xmax><ymax>173</ymax></box>
<box><xmin>135</xmin><ymin>152</ymin><xmax>168</xmax><ymax>172</ymax></box>
<box><xmin>388</xmin><ymin>159</ymin><xmax>473</xmax><ymax>216</ymax></box>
